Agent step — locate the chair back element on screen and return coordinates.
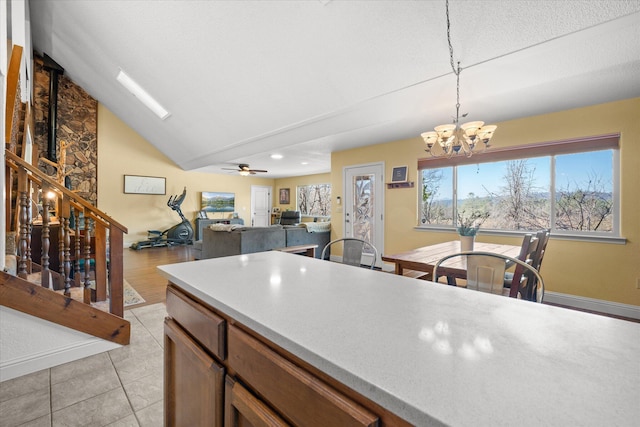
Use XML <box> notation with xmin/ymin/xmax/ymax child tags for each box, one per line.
<box><xmin>467</xmin><ymin>254</ymin><xmax>509</xmax><ymax>295</ymax></box>
<box><xmin>280</xmin><ymin>211</ymin><xmax>301</xmax><ymax>225</ymax></box>
<box><xmin>523</xmin><ymin>229</ymin><xmax>550</xmax><ymax>301</ymax></box>
<box><xmin>507</xmin><ymin>234</ymin><xmax>539</xmax><ymax>298</ymax></box>
<box><xmin>433</xmin><ymin>251</ymin><xmax>545</xmax><ymax>302</ymax></box>
<box><xmin>321</xmin><ymin>238</ymin><xmax>378</xmax><ymax>269</ymax></box>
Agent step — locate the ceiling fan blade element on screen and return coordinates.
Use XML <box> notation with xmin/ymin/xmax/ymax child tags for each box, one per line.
<box><xmin>249</xmin><ymin>169</ymin><xmax>268</xmax><ymax>173</ymax></box>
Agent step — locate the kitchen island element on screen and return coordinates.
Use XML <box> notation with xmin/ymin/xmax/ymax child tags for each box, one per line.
<box><xmin>159</xmin><ymin>251</ymin><xmax>639</xmax><ymax>426</ymax></box>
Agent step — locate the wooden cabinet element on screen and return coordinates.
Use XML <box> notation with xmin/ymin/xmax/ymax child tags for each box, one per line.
<box><xmin>164</xmin><ymin>285</ymin><xmax>383</xmax><ymax>427</ymax></box>
<box><xmin>164</xmin><ymin>318</ymin><xmax>225</xmax><ymax>427</ymax></box>
<box><xmin>225</xmin><ymin>376</ymin><xmax>289</xmax><ymax>427</ymax></box>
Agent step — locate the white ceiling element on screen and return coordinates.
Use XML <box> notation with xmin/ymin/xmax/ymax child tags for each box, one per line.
<box><xmin>28</xmin><ymin>1</ymin><xmax>640</xmax><ymax>178</ymax></box>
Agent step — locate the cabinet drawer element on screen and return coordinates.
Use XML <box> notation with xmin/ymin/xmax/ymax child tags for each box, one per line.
<box><xmin>228</xmin><ymin>325</ymin><xmax>379</xmax><ymax>427</ymax></box>
<box><xmin>166</xmin><ymin>285</ymin><xmax>226</xmax><ymax>360</ymax></box>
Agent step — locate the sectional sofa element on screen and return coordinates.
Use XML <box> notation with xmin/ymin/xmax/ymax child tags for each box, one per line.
<box><xmin>197</xmin><ymin>223</ymin><xmax>331</xmax><ymax>260</ymax></box>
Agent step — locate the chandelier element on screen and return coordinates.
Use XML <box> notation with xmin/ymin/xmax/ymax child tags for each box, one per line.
<box><xmin>421</xmin><ymin>0</ymin><xmax>497</xmax><ymax>158</ymax></box>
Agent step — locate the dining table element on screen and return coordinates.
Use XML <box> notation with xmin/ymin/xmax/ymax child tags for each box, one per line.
<box><xmin>381</xmin><ymin>240</ymin><xmax>521</xmax><ymax>283</ymax></box>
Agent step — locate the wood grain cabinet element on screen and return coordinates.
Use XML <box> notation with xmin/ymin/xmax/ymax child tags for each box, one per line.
<box><xmin>164</xmin><ymin>285</ymin><xmax>382</xmax><ymax>427</ymax></box>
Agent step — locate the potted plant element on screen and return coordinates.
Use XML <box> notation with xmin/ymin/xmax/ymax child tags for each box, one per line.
<box><xmin>456</xmin><ymin>209</ymin><xmax>489</xmax><ymax>251</ymax></box>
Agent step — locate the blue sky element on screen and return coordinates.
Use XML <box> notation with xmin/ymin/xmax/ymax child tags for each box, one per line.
<box><xmin>432</xmin><ymin>150</ymin><xmax>613</xmax><ymax>200</ymax></box>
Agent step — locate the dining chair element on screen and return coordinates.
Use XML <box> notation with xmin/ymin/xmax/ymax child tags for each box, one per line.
<box><xmin>522</xmin><ymin>229</ymin><xmax>550</xmax><ymax>301</ymax></box>
<box><xmin>504</xmin><ymin>233</ymin><xmax>539</xmax><ymax>298</ymax></box>
<box><xmin>320</xmin><ymin>238</ymin><xmax>378</xmax><ymax>269</ymax></box>
<box><xmin>433</xmin><ymin>251</ymin><xmax>545</xmax><ymax>302</ymax></box>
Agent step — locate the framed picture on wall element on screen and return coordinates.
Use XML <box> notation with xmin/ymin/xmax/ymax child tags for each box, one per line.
<box><xmin>279</xmin><ymin>188</ymin><xmax>290</xmax><ymax>205</ymax></box>
<box><xmin>123</xmin><ymin>175</ymin><xmax>166</xmax><ymax>195</ymax></box>
<box><xmin>391</xmin><ymin>166</ymin><xmax>408</xmax><ymax>183</ymax></box>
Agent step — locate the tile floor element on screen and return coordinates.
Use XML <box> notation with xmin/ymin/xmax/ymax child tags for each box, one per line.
<box><xmin>0</xmin><ymin>303</ymin><xmax>167</xmax><ymax>427</ymax></box>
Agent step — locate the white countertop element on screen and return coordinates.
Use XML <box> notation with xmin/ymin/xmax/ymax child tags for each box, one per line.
<box><xmin>158</xmin><ymin>251</ymin><xmax>640</xmax><ymax>426</ymax></box>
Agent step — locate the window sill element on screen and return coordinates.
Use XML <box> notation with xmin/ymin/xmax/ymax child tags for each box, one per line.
<box><xmin>413</xmin><ymin>226</ymin><xmax>627</xmax><ymax>245</ymax></box>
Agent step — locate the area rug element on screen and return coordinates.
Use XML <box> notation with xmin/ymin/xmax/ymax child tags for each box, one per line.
<box><xmin>59</xmin><ymin>279</ymin><xmax>145</xmax><ymax>311</ymax></box>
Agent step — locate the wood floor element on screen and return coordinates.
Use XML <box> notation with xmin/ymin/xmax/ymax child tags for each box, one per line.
<box><xmin>123</xmin><ymin>244</ymin><xmax>196</xmax><ymax>308</ymax></box>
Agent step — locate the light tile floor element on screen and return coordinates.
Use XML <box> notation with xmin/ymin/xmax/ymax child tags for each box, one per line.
<box><xmin>0</xmin><ymin>303</ymin><xmax>167</xmax><ymax>427</ymax></box>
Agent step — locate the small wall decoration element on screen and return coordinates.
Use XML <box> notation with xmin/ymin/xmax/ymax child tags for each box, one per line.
<box><xmin>391</xmin><ymin>166</ymin><xmax>408</xmax><ymax>183</ymax></box>
<box><xmin>124</xmin><ymin>175</ymin><xmax>166</xmax><ymax>195</ymax></box>
<box><xmin>279</xmin><ymin>188</ymin><xmax>290</xmax><ymax>205</ymax></box>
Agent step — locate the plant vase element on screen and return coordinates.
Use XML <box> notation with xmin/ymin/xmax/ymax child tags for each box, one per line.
<box><xmin>460</xmin><ymin>235</ymin><xmax>475</xmax><ymax>252</ymax></box>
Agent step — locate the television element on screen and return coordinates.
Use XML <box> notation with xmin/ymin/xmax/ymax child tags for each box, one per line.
<box><xmin>201</xmin><ymin>192</ymin><xmax>235</xmax><ymax>213</ymax></box>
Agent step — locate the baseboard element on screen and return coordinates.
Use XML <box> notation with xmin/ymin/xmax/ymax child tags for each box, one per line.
<box><xmin>0</xmin><ymin>338</ymin><xmax>121</xmax><ymax>382</ymax></box>
<box><xmin>544</xmin><ymin>291</ymin><xmax>640</xmax><ymax>320</ymax></box>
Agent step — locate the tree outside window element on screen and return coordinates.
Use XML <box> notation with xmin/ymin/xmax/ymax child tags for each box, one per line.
<box><xmin>420</xmin><ymin>149</ymin><xmax>616</xmax><ymax>235</ymax></box>
<box><xmin>297</xmin><ymin>184</ymin><xmax>331</xmax><ymax>218</ymax></box>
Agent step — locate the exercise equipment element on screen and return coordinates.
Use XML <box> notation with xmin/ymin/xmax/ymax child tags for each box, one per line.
<box><xmin>130</xmin><ymin>187</ymin><xmax>194</xmax><ymax>250</ymax></box>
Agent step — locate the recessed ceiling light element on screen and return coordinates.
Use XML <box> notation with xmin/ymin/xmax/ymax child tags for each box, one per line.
<box><xmin>301</xmin><ymin>162</ymin><xmax>309</xmax><ymax>165</ymax></box>
<box><xmin>270</xmin><ymin>154</ymin><xmax>283</xmax><ymax>159</ymax></box>
<box><xmin>116</xmin><ymin>69</ymin><xmax>170</xmax><ymax>120</ymax></box>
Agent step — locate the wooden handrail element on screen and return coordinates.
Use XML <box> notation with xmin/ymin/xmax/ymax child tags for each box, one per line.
<box><xmin>5</xmin><ymin>45</ymin><xmax>23</xmax><ymax>144</ymax></box>
<box><xmin>5</xmin><ymin>150</ymin><xmax>128</xmax><ymax>234</ymax></box>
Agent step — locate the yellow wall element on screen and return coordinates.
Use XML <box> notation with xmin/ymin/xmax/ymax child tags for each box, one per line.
<box><xmin>97</xmin><ymin>105</ymin><xmax>276</xmax><ymax>245</ymax></box>
<box><xmin>332</xmin><ymin>98</ymin><xmax>640</xmax><ymax>305</ymax></box>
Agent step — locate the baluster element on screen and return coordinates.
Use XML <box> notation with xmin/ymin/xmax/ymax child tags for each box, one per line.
<box><xmin>41</xmin><ymin>185</ymin><xmax>51</xmax><ymax>289</ymax></box>
<box><xmin>58</xmin><ymin>213</ymin><xmax>64</xmax><ymax>282</ymax></box>
<box><xmin>83</xmin><ymin>214</ymin><xmax>93</xmax><ymax>304</ymax></box>
<box><xmin>74</xmin><ymin>207</ymin><xmax>81</xmax><ymax>282</ymax></box>
<box><xmin>62</xmin><ymin>215</ymin><xmax>72</xmax><ymax>296</ymax></box>
<box><xmin>17</xmin><ymin>189</ymin><xmax>29</xmax><ymax>279</ymax></box>
<box><xmin>25</xmin><ymin>188</ymin><xmax>33</xmax><ymax>274</ymax></box>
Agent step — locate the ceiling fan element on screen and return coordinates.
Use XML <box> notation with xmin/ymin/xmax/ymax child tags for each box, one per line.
<box><xmin>222</xmin><ymin>163</ymin><xmax>268</xmax><ymax>176</ymax></box>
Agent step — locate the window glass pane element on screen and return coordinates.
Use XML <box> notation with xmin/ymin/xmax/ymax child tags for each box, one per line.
<box><xmin>420</xmin><ymin>167</ymin><xmax>453</xmax><ymax>225</ymax></box>
<box><xmin>458</xmin><ymin>158</ymin><xmax>550</xmax><ymax>231</ymax></box>
<box><xmin>297</xmin><ymin>184</ymin><xmax>331</xmax><ymax>217</ymax></box>
<box><xmin>555</xmin><ymin>150</ymin><xmax>613</xmax><ymax>232</ymax></box>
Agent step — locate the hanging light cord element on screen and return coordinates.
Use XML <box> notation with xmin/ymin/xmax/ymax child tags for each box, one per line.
<box><xmin>446</xmin><ymin>0</ymin><xmax>462</xmax><ymax>124</ymax></box>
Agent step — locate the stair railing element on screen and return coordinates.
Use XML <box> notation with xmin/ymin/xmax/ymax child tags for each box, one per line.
<box><xmin>5</xmin><ymin>150</ymin><xmax>128</xmax><ymax>317</ymax></box>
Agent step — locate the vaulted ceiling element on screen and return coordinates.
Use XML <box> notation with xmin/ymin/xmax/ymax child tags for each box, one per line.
<box><xmin>28</xmin><ymin>1</ymin><xmax>640</xmax><ymax>178</ymax></box>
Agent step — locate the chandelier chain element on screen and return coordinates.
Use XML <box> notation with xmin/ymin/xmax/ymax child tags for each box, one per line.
<box><xmin>446</xmin><ymin>0</ymin><xmax>462</xmax><ymax>123</ymax></box>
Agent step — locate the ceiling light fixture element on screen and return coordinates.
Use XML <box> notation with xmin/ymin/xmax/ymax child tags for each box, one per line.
<box><xmin>270</xmin><ymin>154</ymin><xmax>283</xmax><ymax>159</ymax></box>
<box><xmin>238</xmin><ymin>170</ymin><xmax>251</xmax><ymax>176</ymax></box>
<box><xmin>421</xmin><ymin>0</ymin><xmax>496</xmax><ymax>158</ymax></box>
<box><xmin>116</xmin><ymin>69</ymin><xmax>171</xmax><ymax>120</ymax></box>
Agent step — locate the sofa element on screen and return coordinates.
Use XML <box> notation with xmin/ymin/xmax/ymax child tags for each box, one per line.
<box><xmin>198</xmin><ymin>223</ymin><xmax>331</xmax><ymax>260</ymax></box>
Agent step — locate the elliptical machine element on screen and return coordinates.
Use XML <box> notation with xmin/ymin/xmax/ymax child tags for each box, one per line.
<box><xmin>130</xmin><ymin>187</ymin><xmax>195</xmax><ymax>250</ymax></box>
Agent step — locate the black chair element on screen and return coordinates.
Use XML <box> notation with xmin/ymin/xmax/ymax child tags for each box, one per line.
<box><xmin>321</xmin><ymin>238</ymin><xmax>378</xmax><ymax>269</ymax></box>
<box><xmin>433</xmin><ymin>251</ymin><xmax>545</xmax><ymax>302</ymax></box>
<box><xmin>279</xmin><ymin>211</ymin><xmax>301</xmax><ymax>225</ymax></box>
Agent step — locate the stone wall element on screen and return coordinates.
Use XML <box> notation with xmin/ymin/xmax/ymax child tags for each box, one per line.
<box><xmin>33</xmin><ymin>55</ymin><xmax>98</xmax><ymax>205</ymax></box>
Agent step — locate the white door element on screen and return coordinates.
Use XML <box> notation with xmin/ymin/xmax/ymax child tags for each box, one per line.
<box><xmin>251</xmin><ymin>185</ymin><xmax>272</xmax><ymax>227</ymax></box>
<box><xmin>343</xmin><ymin>162</ymin><xmax>384</xmax><ymax>267</ymax></box>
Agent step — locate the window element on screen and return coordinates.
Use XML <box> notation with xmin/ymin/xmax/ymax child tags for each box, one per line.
<box><xmin>418</xmin><ymin>134</ymin><xmax>619</xmax><ymax>237</ymax></box>
<box><xmin>297</xmin><ymin>184</ymin><xmax>331</xmax><ymax>217</ymax></box>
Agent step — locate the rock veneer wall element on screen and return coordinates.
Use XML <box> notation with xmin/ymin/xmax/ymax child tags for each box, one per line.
<box><xmin>33</xmin><ymin>55</ymin><xmax>98</xmax><ymax>205</ymax></box>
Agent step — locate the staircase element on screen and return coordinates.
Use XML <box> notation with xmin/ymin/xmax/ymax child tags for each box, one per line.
<box><xmin>2</xmin><ymin>44</ymin><xmax>130</xmax><ymax>352</ymax></box>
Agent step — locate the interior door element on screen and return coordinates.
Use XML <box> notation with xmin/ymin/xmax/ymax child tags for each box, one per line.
<box><xmin>251</xmin><ymin>186</ymin><xmax>272</xmax><ymax>227</ymax></box>
<box><xmin>343</xmin><ymin>163</ymin><xmax>384</xmax><ymax>267</ymax></box>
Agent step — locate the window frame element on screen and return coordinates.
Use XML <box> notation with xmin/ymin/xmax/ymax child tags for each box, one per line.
<box><xmin>416</xmin><ymin>133</ymin><xmax>623</xmax><ymax>243</ymax></box>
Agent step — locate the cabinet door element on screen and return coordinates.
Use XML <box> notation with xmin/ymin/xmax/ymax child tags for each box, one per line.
<box><xmin>165</xmin><ymin>318</ymin><xmax>225</xmax><ymax>427</ymax></box>
<box><xmin>225</xmin><ymin>376</ymin><xmax>289</xmax><ymax>427</ymax></box>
